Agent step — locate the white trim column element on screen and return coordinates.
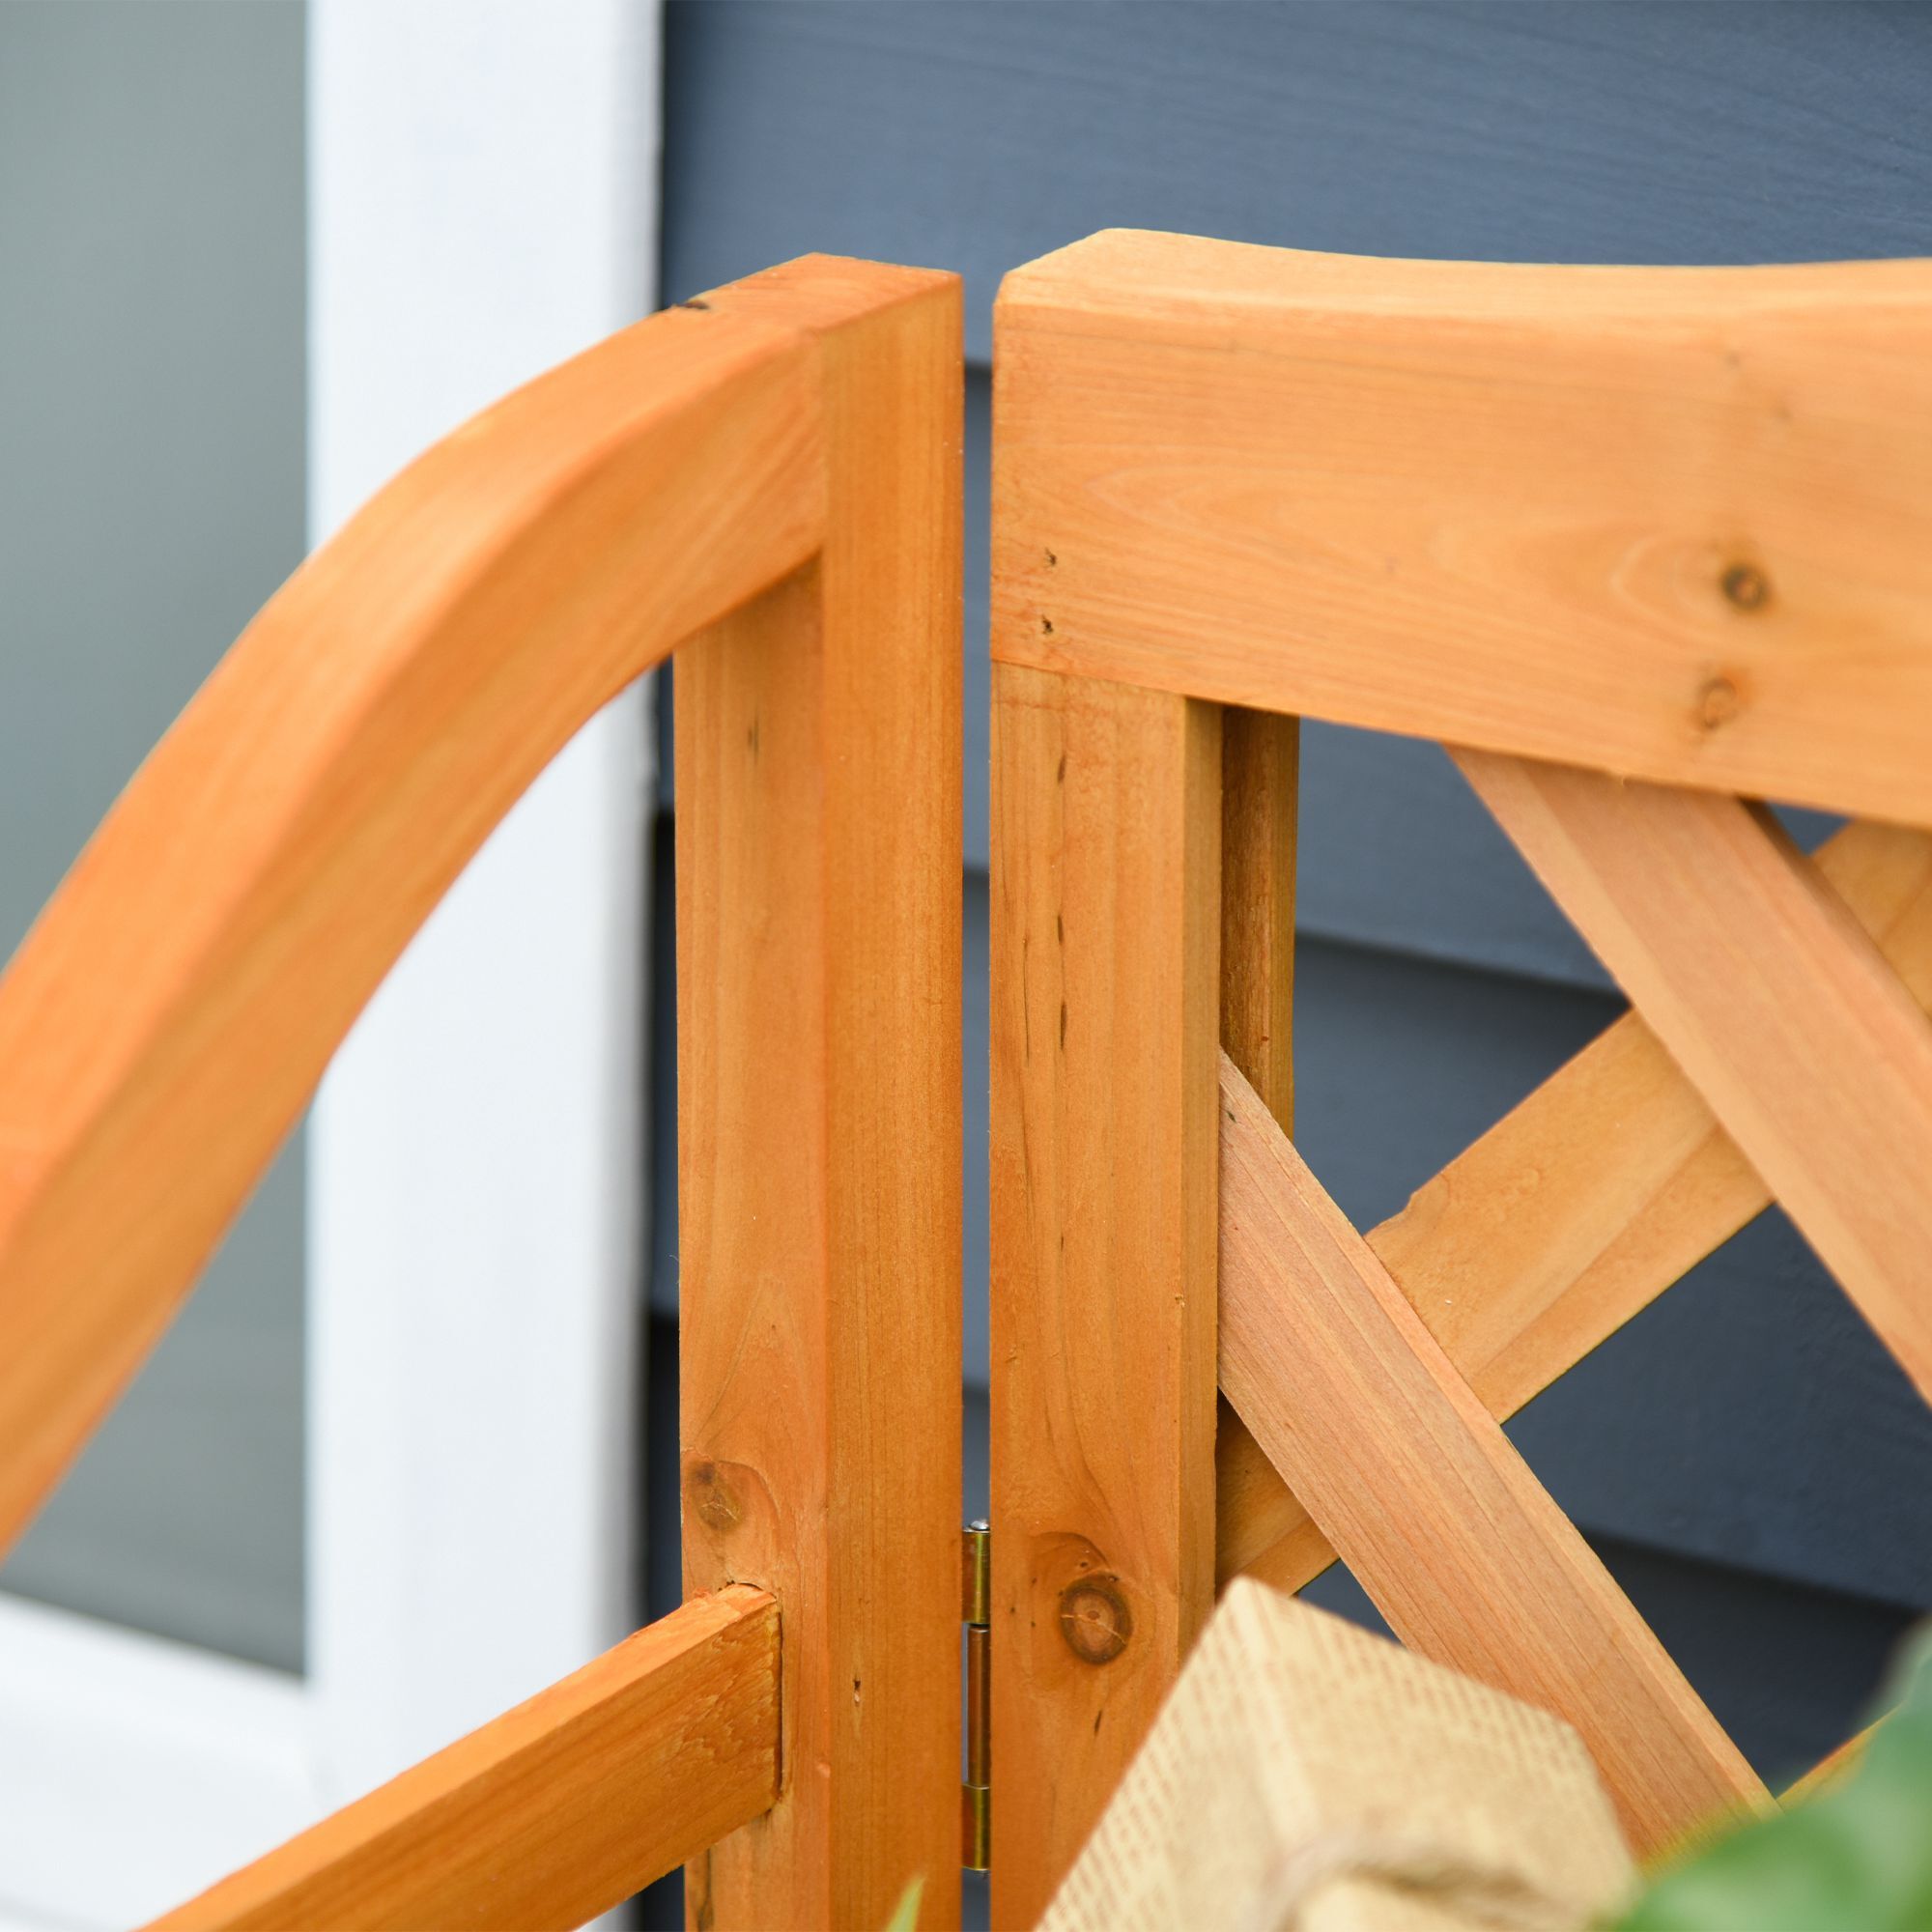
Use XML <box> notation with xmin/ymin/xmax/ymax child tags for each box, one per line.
<box><xmin>307</xmin><ymin>0</ymin><xmax>663</xmax><ymax>1803</ymax></box>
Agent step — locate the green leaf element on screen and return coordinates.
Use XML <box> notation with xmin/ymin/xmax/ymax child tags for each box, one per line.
<box><xmin>1617</xmin><ymin>1625</ymin><xmax>1932</xmax><ymax>1931</ymax></box>
<box><xmin>882</xmin><ymin>1872</ymin><xmax>925</xmax><ymax>1932</ymax></box>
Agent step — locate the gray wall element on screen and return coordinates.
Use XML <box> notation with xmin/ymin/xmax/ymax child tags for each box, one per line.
<box><xmin>647</xmin><ymin>0</ymin><xmax>1932</xmax><ymax>1801</ymax></box>
<box><xmin>0</xmin><ymin>2</ymin><xmax>307</xmax><ymax>1670</ymax></box>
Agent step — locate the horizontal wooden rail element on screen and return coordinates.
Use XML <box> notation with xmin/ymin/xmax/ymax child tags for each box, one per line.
<box><xmin>1217</xmin><ymin>1053</ymin><xmax>1768</xmax><ymax>1858</ymax></box>
<box><xmin>148</xmin><ymin>1587</ymin><xmax>780</xmax><ymax>1932</ymax></box>
<box><xmin>1218</xmin><ymin>816</ymin><xmax>1932</xmax><ymax>1591</ymax></box>
<box><xmin>994</xmin><ymin>228</ymin><xmax>1932</xmax><ymax>829</ymax></box>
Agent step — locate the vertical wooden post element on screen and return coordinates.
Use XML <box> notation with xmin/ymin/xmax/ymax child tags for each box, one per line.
<box><xmin>675</xmin><ymin>259</ymin><xmax>962</xmax><ymax>1931</ymax></box>
<box><xmin>1214</xmin><ymin>708</ymin><xmax>1299</xmax><ymax>1578</ymax></box>
<box><xmin>988</xmin><ymin>663</ymin><xmax>1221</xmax><ymax>1927</ymax></box>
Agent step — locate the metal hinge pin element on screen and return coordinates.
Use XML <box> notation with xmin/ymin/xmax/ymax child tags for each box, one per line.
<box><xmin>961</xmin><ymin>1519</ymin><xmax>990</xmax><ymax>1872</ymax></box>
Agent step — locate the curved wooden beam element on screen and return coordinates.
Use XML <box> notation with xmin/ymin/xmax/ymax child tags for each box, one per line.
<box><xmin>0</xmin><ymin>257</ymin><xmax>846</xmax><ymax>1554</ymax></box>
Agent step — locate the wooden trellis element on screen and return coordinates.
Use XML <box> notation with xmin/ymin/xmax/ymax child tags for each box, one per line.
<box><xmin>6</xmin><ymin>226</ymin><xmax>1931</xmax><ymax>1932</ymax></box>
<box><xmin>990</xmin><ymin>230</ymin><xmax>1932</xmax><ymax>1925</ymax></box>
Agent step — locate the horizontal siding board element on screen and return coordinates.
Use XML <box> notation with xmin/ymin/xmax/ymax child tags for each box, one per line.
<box><xmin>663</xmin><ymin>2</ymin><xmax>1932</xmax><ymax>363</ymax></box>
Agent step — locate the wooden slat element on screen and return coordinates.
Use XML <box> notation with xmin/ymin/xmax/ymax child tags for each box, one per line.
<box><xmin>989</xmin><ymin>662</ymin><xmax>1221</xmax><ymax>1928</ymax></box>
<box><xmin>0</xmin><ymin>277</ymin><xmax>830</xmax><ymax>1555</ymax></box>
<box><xmin>1217</xmin><ymin>1052</ymin><xmax>1769</xmax><ymax>1857</ymax></box>
<box><xmin>994</xmin><ymin>229</ymin><xmax>1932</xmax><ymax>829</ymax></box>
<box><xmin>1220</xmin><ymin>817</ymin><xmax>1932</xmax><ymax>1592</ymax></box>
<box><xmin>1457</xmin><ymin>750</ymin><xmax>1932</xmax><ymax>1407</ymax></box>
<box><xmin>1782</xmin><ymin>1720</ymin><xmax>1881</xmax><ymax>1806</ymax></box>
<box><xmin>1214</xmin><ymin>707</ymin><xmax>1299</xmax><ymax>1596</ymax></box>
<box><xmin>149</xmin><ymin>1588</ymin><xmax>780</xmax><ymax>1932</ymax></box>
<box><xmin>1217</xmin><ymin>708</ymin><xmax>1297</xmax><ymax>1123</ymax></box>
<box><xmin>676</xmin><ymin>259</ymin><xmax>962</xmax><ymax>1932</ymax></box>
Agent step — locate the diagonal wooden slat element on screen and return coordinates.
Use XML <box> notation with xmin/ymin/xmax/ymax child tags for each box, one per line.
<box><xmin>1220</xmin><ymin>818</ymin><xmax>1932</xmax><ymax>1592</ymax></box>
<box><xmin>148</xmin><ymin>1587</ymin><xmax>780</xmax><ymax>1932</ymax></box>
<box><xmin>1217</xmin><ymin>1052</ymin><xmax>1769</xmax><ymax>1857</ymax></box>
<box><xmin>1457</xmin><ymin>751</ymin><xmax>1932</xmax><ymax>1406</ymax></box>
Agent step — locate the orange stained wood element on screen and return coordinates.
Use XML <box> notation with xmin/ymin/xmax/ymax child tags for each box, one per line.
<box><xmin>989</xmin><ymin>662</ymin><xmax>1221</xmax><ymax>1929</ymax></box>
<box><xmin>1217</xmin><ymin>707</ymin><xmax>1297</xmax><ymax>1125</ymax></box>
<box><xmin>994</xmin><ymin>229</ymin><xmax>1932</xmax><ymax>830</ymax></box>
<box><xmin>148</xmin><ymin>1587</ymin><xmax>780</xmax><ymax>1932</ymax></box>
<box><xmin>1217</xmin><ymin>1052</ymin><xmax>1769</xmax><ymax>1857</ymax></box>
<box><xmin>1457</xmin><ymin>750</ymin><xmax>1932</xmax><ymax>1409</ymax></box>
<box><xmin>0</xmin><ymin>269</ymin><xmax>843</xmax><ymax>1555</ymax></box>
<box><xmin>1219</xmin><ymin>816</ymin><xmax>1932</xmax><ymax>1592</ymax></box>
<box><xmin>675</xmin><ymin>259</ymin><xmax>963</xmax><ymax>1931</ymax></box>
<box><xmin>1212</xmin><ymin>705</ymin><xmax>1301</xmax><ymax>1613</ymax></box>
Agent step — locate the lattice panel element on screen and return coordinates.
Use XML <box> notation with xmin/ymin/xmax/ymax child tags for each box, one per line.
<box><xmin>1215</xmin><ymin>766</ymin><xmax>1932</xmax><ymax>1859</ymax></box>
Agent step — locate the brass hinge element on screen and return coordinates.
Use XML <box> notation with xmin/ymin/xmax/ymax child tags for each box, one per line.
<box><xmin>961</xmin><ymin>1519</ymin><xmax>990</xmax><ymax>1871</ymax></box>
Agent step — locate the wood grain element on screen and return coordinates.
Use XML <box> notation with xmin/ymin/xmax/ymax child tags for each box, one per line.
<box><xmin>676</xmin><ymin>259</ymin><xmax>962</xmax><ymax>1932</ymax></box>
<box><xmin>1218</xmin><ymin>709</ymin><xmax>1297</xmax><ymax>1124</ymax></box>
<box><xmin>1217</xmin><ymin>1053</ymin><xmax>1768</xmax><ymax>1857</ymax></box>
<box><xmin>1458</xmin><ymin>750</ymin><xmax>1932</xmax><ymax>1408</ymax></box>
<box><xmin>149</xmin><ymin>1587</ymin><xmax>779</xmax><ymax>1932</ymax></box>
<box><xmin>1214</xmin><ymin>706</ymin><xmax>1299</xmax><ymax>1601</ymax></box>
<box><xmin>994</xmin><ymin>229</ymin><xmax>1932</xmax><ymax>829</ymax></box>
<box><xmin>1221</xmin><ymin>817</ymin><xmax>1932</xmax><ymax>1592</ymax></box>
<box><xmin>989</xmin><ymin>662</ymin><xmax>1220</xmax><ymax>1929</ymax></box>
<box><xmin>0</xmin><ymin>271</ymin><xmax>831</xmax><ymax>1556</ymax></box>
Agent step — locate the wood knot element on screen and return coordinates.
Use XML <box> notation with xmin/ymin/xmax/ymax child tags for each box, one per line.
<box><xmin>1059</xmin><ymin>1576</ymin><xmax>1132</xmax><ymax>1664</ymax></box>
<box><xmin>1719</xmin><ymin>561</ymin><xmax>1771</xmax><ymax>612</ymax></box>
<box><xmin>685</xmin><ymin>1461</ymin><xmax>743</xmax><ymax>1533</ymax></box>
<box><xmin>1696</xmin><ymin>673</ymin><xmax>1744</xmax><ymax>732</ymax></box>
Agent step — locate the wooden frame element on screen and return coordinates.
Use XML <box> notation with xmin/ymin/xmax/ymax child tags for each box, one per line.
<box><xmin>0</xmin><ymin>254</ymin><xmax>960</xmax><ymax>1931</ymax></box>
<box><xmin>991</xmin><ymin>228</ymin><xmax>1932</xmax><ymax>1921</ymax></box>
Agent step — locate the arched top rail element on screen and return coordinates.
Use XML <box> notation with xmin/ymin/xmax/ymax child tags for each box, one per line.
<box><xmin>994</xmin><ymin>229</ymin><xmax>1932</xmax><ymax>828</ymax></box>
<box><xmin>0</xmin><ymin>252</ymin><xmax>953</xmax><ymax>1555</ymax></box>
